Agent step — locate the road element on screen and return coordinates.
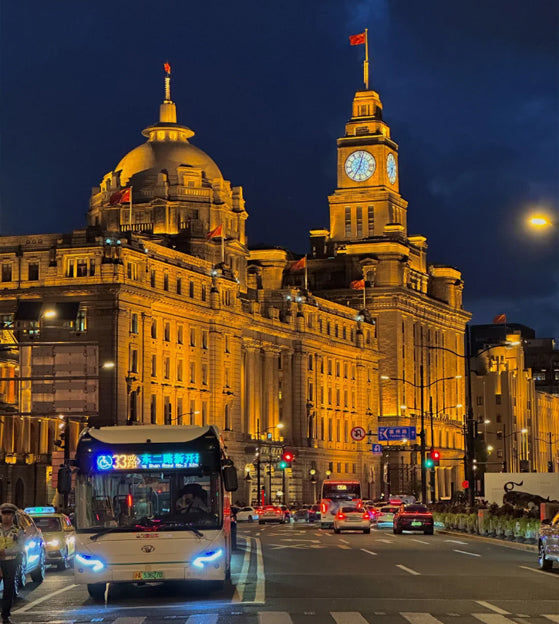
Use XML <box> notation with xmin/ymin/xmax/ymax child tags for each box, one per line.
<box><xmin>10</xmin><ymin>523</ymin><xmax>558</xmax><ymax>623</ymax></box>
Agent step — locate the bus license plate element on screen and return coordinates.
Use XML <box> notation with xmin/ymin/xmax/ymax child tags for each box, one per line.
<box><xmin>133</xmin><ymin>571</ymin><xmax>163</xmax><ymax>580</ymax></box>
<box><xmin>411</xmin><ymin>521</ymin><xmax>422</xmax><ymax>527</ymax></box>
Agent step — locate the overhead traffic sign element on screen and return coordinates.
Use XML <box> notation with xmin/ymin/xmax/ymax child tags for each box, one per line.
<box><xmin>377</xmin><ymin>426</ymin><xmax>417</xmax><ymax>441</ymax></box>
<box><xmin>350</xmin><ymin>426</ymin><xmax>367</xmax><ymax>442</ymax></box>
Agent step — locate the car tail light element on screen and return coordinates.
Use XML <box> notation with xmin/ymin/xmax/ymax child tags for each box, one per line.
<box><xmin>362</xmin><ymin>513</ymin><xmax>370</xmax><ymax>520</ymax></box>
<box><xmin>337</xmin><ymin>513</ymin><xmax>346</xmax><ymax>520</ymax></box>
<box><xmin>275</xmin><ymin>509</ymin><xmax>281</xmax><ymax>514</ymax></box>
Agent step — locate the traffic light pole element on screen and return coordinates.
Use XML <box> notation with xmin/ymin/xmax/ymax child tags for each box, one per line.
<box><xmin>419</xmin><ymin>364</ymin><xmax>427</xmax><ymax>504</ymax></box>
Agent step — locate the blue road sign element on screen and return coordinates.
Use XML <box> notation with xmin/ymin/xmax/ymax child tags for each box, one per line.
<box><xmin>371</xmin><ymin>443</ymin><xmax>383</xmax><ymax>454</ymax></box>
<box><xmin>377</xmin><ymin>426</ymin><xmax>417</xmax><ymax>442</ymax></box>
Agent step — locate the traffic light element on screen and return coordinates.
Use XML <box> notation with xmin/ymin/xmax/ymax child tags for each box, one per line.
<box><xmin>424</xmin><ymin>457</ymin><xmax>434</xmax><ymax>469</ymax></box>
<box><xmin>430</xmin><ymin>449</ymin><xmax>441</xmax><ymax>465</ymax></box>
<box><xmin>279</xmin><ymin>450</ymin><xmax>294</xmax><ymax>470</ymax></box>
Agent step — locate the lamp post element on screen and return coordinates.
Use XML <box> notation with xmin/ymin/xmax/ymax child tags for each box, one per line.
<box><xmin>495</xmin><ymin>425</ymin><xmax>528</xmax><ymax>472</ymax></box>
<box><xmin>255</xmin><ymin>421</ymin><xmax>284</xmax><ymax>506</ymax></box>
<box><xmin>381</xmin><ymin>369</ymin><xmax>461</xmax><ymax>504</ymax></box>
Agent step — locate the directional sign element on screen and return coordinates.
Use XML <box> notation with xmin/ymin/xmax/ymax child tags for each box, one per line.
<box><xmin>372</xmin><ymin>443</ymin><xmax>383</xmax><ymax>455</ymax></box>
<box><xmin>350</xmin><ymin>426</ymin><xmax>367</xmax><ymax>441</ymax></box>
<box><xmin>377</xmin><ymin>426</ymin><xmax>417</xmax><ymax>441</ymax></box>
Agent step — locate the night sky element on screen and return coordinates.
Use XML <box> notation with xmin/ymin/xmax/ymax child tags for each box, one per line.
<box><xmin>1</xmin><ymin>2</ymin><xmax>557</xmax><ymax>338</ymax></box>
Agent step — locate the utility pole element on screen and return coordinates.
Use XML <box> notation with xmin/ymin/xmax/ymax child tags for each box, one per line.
<box><xmin>465</xmin><ymin>325</ymin><xmax>476</xmax><ymax>508</ymax></box>
<box><xmin>419</xmin><ymin>364</ymin><xmax>427</xmax><ymax>504</ymax></box>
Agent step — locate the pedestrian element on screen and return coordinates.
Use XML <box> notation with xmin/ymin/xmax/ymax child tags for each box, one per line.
<box><xmin>0</xmin><ymin>503</ymin><xmax>24</xmax><ymax>624</ymax></box>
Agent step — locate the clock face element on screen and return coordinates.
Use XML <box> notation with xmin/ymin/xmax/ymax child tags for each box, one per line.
<box><xmin>387</xmin><ymin>153</ymin><xmax>397</xmax><ymax>184</ymax></box>
<box><xmin>344</xmin><ymin>150</ymin><xmax>376</xmax><ymax>182</ymax></box>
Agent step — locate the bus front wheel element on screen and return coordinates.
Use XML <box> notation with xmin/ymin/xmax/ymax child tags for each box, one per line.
<box><xmin>87</xmin><ymin>583</ymin><xmax>106</xmax><ymax>601</ymax></box>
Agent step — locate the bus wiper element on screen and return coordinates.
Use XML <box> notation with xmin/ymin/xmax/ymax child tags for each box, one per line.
<box><xmin>156</xmin><ymin>521</ymin><xmax>204</xmax><ymax>537</ymax></box>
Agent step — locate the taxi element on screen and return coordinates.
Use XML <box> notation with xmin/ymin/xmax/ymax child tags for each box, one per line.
<box><xmin>25</xmin><ymin>506</ymin><xmax>76</xmax><ymax>570</ymax></box>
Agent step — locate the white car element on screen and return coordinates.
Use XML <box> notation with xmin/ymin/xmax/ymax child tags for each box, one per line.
<box><xmin>333</xmin><ymin>506</ymin><xmax>371</xmax><ymax>534</ymax></box>
<box><xmin>235</xmin><ymin>506</ymin><xmax>259</xmax><ymax>522</ymax></box>
<box><xmin>375</xmin><ymin>505</ymin><xmax>400</xmax><ymax>527</ymax></box>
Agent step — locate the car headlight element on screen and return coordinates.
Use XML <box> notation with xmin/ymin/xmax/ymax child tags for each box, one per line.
<box><xmin>192</xmin><ymin>549</ymin><xmax>223</xmax><ymax>569</ymax></box>
<box><xmin>76</xmin><ymin>553</ymin><xmax>105</xmax><ymax>572</ymax></box>
<box><xmin>46</xmin><ymin>539</ymin><xmax>60</xmax><ymax>548</ymax></box>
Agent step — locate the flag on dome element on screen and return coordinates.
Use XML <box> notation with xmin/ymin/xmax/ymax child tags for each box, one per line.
<box><xmin>289</xmin><ymin>256</ymin><xmax>306</xmax><ymax>272</ymax></box>
<box><xmin>164</xmin><ymin>62</ymin><xmax>171</xmax><ymax>74</ymax></box>
<box><xmin>350</xmin><ymin>279</ymin><xmax>365</xmax><ymax>290</ymax></box>
<box><xmin>206</xmin><ymin>225</ymin><xmax>223</xmax><ymax>240</ymax></box>
<box><xmin>109</xmin><ymin>188</ymin><xmax>131</xmax><ymax>205</ymax></box>
<box><xmin>349</xmin><ymin>32</ymin><xmax>366</xmax><ymax>46</ymax></box>
<box><xmin>493</xmin><ymin>313</ymin><xmax>507</xmax><ymax>324</ymax></box>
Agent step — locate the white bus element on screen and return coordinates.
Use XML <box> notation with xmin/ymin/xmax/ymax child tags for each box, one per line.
<box><xmin>72</xmin><ymin>425</ymin><xmax>238</xmax><ymax>600</ymax></box>
<box><xmin>319</xmin><ymin>480</ymin><xmax>362</xmax><ymax>528</ymax></box>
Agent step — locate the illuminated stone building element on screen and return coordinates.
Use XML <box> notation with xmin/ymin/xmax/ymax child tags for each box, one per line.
<box><xmin>0</xmin><ymin>73</ymin><xmax>384</xmax><ymax>507</ymax></box>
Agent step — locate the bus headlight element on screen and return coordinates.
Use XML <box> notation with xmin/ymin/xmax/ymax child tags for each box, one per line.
<box><xmin>192</xmin><ymin>549</ymin><xmax>223</xmax><ymax>569</ymax></box>
<box><xmin>76</xmin><ymin>553</ymin><xmax>105</xmax><ymax>572</ymax></box>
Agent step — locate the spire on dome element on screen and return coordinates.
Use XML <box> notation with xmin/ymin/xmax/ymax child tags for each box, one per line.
<box><xmin>159</xmin><ymin>62</ymin><xmax>177</xmax><ymax>123</ymax></box>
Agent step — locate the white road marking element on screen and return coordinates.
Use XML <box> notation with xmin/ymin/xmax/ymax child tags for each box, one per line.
<box><xmin>396</xmin><ymin>564</ymin><xmax>420</xmax><ymax>575</ymax></box>
<box><xmin>112</xmin><ymin>618</ymin><xmax>147</xmax><ymax>624</ymax></box>
<box><xmin>445</xmin><ymin>539</ymin><xmax>467</xmax><ymax>545</ymax></box>
<box><xmin>258</xmin><ymin>612</ymin><xmax>292</xmax><ymax>623</ymax></box>
<box><xmin>340</xmin><ymin>539</ymin><xmax>350</xmax><ymax>544</ymax></box>
<box><xmin>255</xmin><ymin>536</ymin><xmax>265</xmax><ymax>604</ymax></box>
<box><xmin>543</xmin><ymin>616</ymin><xmax>559</xmax><ymax>622</ymax></box>
<box><xmin>454</xmin><ymin>549</ymin><xmax>481</xmax><ymax>557</ymax></box>
<box><xmin>473</xmin><ymin>614</ymin><xmax>515</xmax><ymax>624</ymax></box>
<box><xmin>402</xmin><ymin>612</ymin><xmax>445</xmax><ymax>624</ymax></box>
<box><xmin>377</xmin><ymin>539</ymin><xmax>394</xmax><ymax>543</ymax></box>
<box><xmin>361</xmin><ymin>548</ymin><xmax>378</xmax><ymax>556</ymax></box>
<box><xmin>13</xmin><ymin>583</ymin><xmax>78</xmax><ymax>613</ymax></box>
<box><xmin>519</xmin><ymin>565</ymin><xmax>559</xmax><ymax>577</ymax></box>
<box><xmin>186</xmin><ymin>616</ymin><xmax>218</xmax><ymax>624</ymax></box>
<box><xmin>411</xmin><ymin>539</ymin><xmax>430</xmax><ymax>545</ymax></box>
<box><xmin>332</xmin><ymin>612</ymin><xmax>370</xmax><ymax>623</ymax></box>
<box><xmin>232</xmin><ymin>537</ymin><xmax>252</xmax><ymax>602</ymax></box>
<box><xmin>475</xmin><ymin>601</ymin><xmax>510</xmax><ymax>615</ymax></box>
<box><xmin>338</xmin><ymin>545</ymin><xmax>351</xmax><ymax>549</ymax></box>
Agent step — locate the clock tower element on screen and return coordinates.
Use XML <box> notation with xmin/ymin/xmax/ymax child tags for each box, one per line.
<box><xmin>328</xmin><ymin>89</ymin><xmax>407</xmax><ymax>242</ymax></box>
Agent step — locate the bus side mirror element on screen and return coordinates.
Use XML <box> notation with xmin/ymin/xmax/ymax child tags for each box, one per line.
<box><xmin>223</xmin><ymin>464</ymin><xmax>238</xmax><ymax>492</ymax></box>
<box><xmin>57</xmin><ymin>466</ymin><xmax>72</xmax><ymax>495</ymax></box>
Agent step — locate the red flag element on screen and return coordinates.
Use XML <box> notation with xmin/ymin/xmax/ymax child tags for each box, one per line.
<box><xmin>289</xmin><ymin>256</ymin><xmax>306</xmax><ymax>272</ymax></box>
<box><xmin>493</xmin><ymin>314</ymin><xmax>507</xmax><ymax>324</ymax></box>
<box><xmin>206</xmin><ymin>225</ymin><xmax>223</xmax><ymax>240</ymax></box>
<box><xmin>109</xmin><ymin>188</ymin><xmax>131</xmax><ymax>205</ymax></box>
<box><xmin>164</xmin><ymin>62</ymin><xmax>171</xmax><ymax>74</ymax></box>
<box><xmin>350</xmin><ymin>279</ymin><xmax>365</xmax><ymax>290</ymax></box>
<box><xmin>349</xmin><ymin>32</ymin><xmax>366</xmax><ymax>46</ymax></box>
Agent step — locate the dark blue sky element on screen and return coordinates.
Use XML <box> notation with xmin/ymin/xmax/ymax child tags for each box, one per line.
<box><xmin>1</xmin><ymin>1</ymin><xmax>558</xmax><ymax>338</ymax></box>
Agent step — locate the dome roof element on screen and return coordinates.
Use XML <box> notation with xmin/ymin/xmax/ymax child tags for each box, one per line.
<box><xmin>114</xmin><ymin>134</ymin><xmax>223</xmax><ymax>186</ymax></box>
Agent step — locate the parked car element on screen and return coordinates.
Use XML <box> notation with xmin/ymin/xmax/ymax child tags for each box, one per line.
<box><xmin>393</xmin><ymin>503</ymin><xmax>434</xmax><ymax>535</ymax></box>
<box><xmin>26</xmin><ymin>506</ymin><xmax>75</xmax><ymax>570</ymax></box>
<box><xmin>235</xmin><ymin>506</ymin><xmax>259</xmax><ymax>522</ymax></box>
<box><xmin>258</xmin><ymin>505</ymin><xmax>285</xmax><ymax>524</ymax></box>
<box><xmin>333</xmin><ymin>506</ymin><xmax>371</xmax><ymax>534</ymax></box>
<box><xmin>538</xmin><ymin>511</ymin><xmax>559</xmax><ymax>570</ymax></box>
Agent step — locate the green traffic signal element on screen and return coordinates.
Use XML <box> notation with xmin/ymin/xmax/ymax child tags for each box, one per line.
<box><xmin>425</xmin><ymin>458</ymin><xmax>434</xmax><ymax>469</ymax></box>
<box><xmin>279</xmin><ymin>460</ymin><xmax>288</xmax><ymax>469</ymax></box>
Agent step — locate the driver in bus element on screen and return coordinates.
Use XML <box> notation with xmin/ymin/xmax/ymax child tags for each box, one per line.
<box><xmin>175</xmin><ymin>484</ymin><xmax>209</xmax><ymax>515</ymax></box>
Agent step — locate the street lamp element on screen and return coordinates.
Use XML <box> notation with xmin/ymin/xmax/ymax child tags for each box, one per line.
<box><xmin>381</xmin><ymin>369</ymin><xmax>461</xmax><ymax>504</ymax></box>
<box><xmin>255</xmin><ymin>422</ymin><xmax>284</xmax><ymax>506</ymax></box>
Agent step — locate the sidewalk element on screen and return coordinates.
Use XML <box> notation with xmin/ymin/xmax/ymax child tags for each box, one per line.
<box><xmin>437</xmin><ymin>528</ymin><xmax>538</xmax><ymax>552</ymax></box>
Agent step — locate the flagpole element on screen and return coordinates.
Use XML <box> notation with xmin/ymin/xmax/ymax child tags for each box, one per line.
<box><xmin>364</xmin><ymin>28</ymin><xmax>369</xmax><ymax>90</ymax></box>
<box><xmin>129</xmin><ymin>186</ymin><xmax>133</xmax><ymax>226</ymax></box>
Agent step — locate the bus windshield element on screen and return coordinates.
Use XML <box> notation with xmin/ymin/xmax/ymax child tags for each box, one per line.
<box><xmin>75</xmin><ymin>470</ymin><xmax>221</xmax><ymax>532</ymax></box>
<box><xmin>322</xmin><ymin>481</ymin><xmax>361</xmax><ymax>501</ymax></box>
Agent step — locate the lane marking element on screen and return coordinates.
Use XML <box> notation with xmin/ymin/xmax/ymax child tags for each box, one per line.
<box><xmin>232</xmin><ymin>536</ymin><xmax>252</xmax><ymax>602</ymax></box>
<box><xmin>112</xmin><ymin>618</ymin><xmax>148</xmax><ymax>624</ymax></box>
<box><xmin>519</xmin><ymin>565</ymin><xmax>559</xmax><ymax>577</ymax></box>
<box><xmin>258</xmin><ymin>612</ymin><xmax>292</xmax><ymax>623</ymax></box>
<box><xmin>543</xmin><ymin>616</ymin><xmax>559</xmax><ymax>622</ymax></box>
<box><xmin>454</xmin><ymin>549</ymin><xmax>481</xmax><ymax>557</ymax></box>
<box><xmin>254</xmin><ymin>536</ymin><xmax>265</xmax><ymax>604</ymax></box>
<box><xmin>475</xmin><ymin>601</ymin><xmax>510</xmax><ymax>615</ymax></box>
<box><xmin>340</xmin><ymin>539</ymin><xmax>350</xmax><ymax>544</ymax></box>
<box><xmin>377</xmin><ymin>539</ymin><xmax>395</xmax><ymax>544</ymax></box>
<box><xmin>402</xmin><ymin>612</ymin><xmax>445</xmax><ymax>624</ymax></box>
<box><xmin>332</xmin><ymin>612</ymin><xmax>370</xmax><ymax>623</ymax></box>
<box><xmin>338</xmin><ymin>545</ymin><xmax>351</xmax><ymax>549</ymax></box>
<box><xmin>411</xmin><ymin>539</ymin><xmax>430</xmax><ymax>545</ymax></box>
<box><xmin>396</xmin><ymin>564</ymin><xmax>420</xmax><ymax>575</ymax></box>
<box><xmin>13</xmin><ymin>583</ymin><xmax>78</xmax><ymax>613</ymax></box>
<box><xmin>445</xmin><ymin>539</ymin><xmax>467</xmax><ymax>545</ymax></box>
<box><xmin>361</xmin><ymin>548</ymin><xmax>378</xmax><ymax>556</ymax></box>
<box><xmin>473</xmin><ymin>614</ymin><xmax>515</xmax><ymax>624</ymax></box>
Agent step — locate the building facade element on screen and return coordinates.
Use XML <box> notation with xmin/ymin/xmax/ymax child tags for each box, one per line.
<box><xmin>0</xmin><ymin>69</ymin><xmax>470</xmax><ymax>506</ymax></box>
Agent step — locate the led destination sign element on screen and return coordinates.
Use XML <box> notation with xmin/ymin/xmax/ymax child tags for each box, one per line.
<box><xmin>95</xmin><ymin>452</ymin><xmax>201</xmax><ymax>471</ymax></box>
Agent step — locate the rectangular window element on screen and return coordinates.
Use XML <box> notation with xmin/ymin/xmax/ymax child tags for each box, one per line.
<box><xmin>150</xmin><ymin>395</ymin><xmax>157</xmax><ymax>424</ymax></box>
<box><xmin>201</xmin><ymin>284</ymin><xmax>207</xmax><ymax>301</ymax></box>
<box><xmin>151</xmin><ymin>355</ymin><xmax>157</xmax><ymax>377</ymax></box>
<box><xmin>336</xmin><ymin>420</ymin><xmax>340</xmax><ymax>442</ymax></box>
<box><xmin>328</xmin><ymin>419</ymin><xmax>333</xmax><ymax>442</ymax></box>
<box><xmin>177</xmin><ymin>359</ymin><xmax>183</xmax><ymax>382</ymax></box>
<box><xmin>28</xmin><ymin>263</ymin><xmax>39</xmax><ymax>281</ymax></box>
<box><xmin>164</xmin><ymin>322</ymin><xmax>170</xmax><ymax>342</ymax></box>
<box><xmin>163</xmin><ymin>273</ymin><xmax>169</xmax><ymax>291</ymax></box>
<box><xmin>356</xmin><ymin>206</ymin><xmax>363</xmax><ymax>238</ymax></box>
<box><xmin>201</xmin><ymin>364</ymin><xmax>208</xmax><ymax>385</ymax></box>
<box><xmin>150</xmin><ymin>270</ymin><xmax>156</xmax><ymax>288</ymax></box>
<box><xmin>495</xmin><ymin>394</ymin><xmax>502</xmax><ymax>405</ymax></box>
<box><xmin>344</xmin><ymin>207</ymin><xmax>351</xmax><ymax>238</ymax></box>
<box><xmin>130</xmin><ymin>348</ymin><xmax>138</xmax><ymax>373</ymax></box>
<box><xmin>164</xmin><ymin>397</ymin><xmax>172</xmax><ymax>425</ymax></box>
<box><xmin>367</xmin><ymin>205</ymin><xmax>374</xmax><ymax>236</ymax></box>
<box><xmin>177</xmin><ymin>325</ymin><xmax>183</xmax><ymax>344</ymax></box>
<box><xmin>164</xmin><ymin>357</ymin><xmax>170</xmax><ymax>379</ymax></box>
<box><xmin>176</xmin><ymin>277</ymin><xmax>182</xmax><ymax>294</ymax></box>
<box><xmin>89</xmin><ymin>259</ymin><xmax>96</xmax><ymax>276</ymax></box>
<box><xmin>151</xmin><ymin>320</ymin><xmax>157</xmax><ymax>339</ymax></box>
<box><xmin>77</xmin><ymin>259</ymin><xmax>88</xmax><ymax>277</ymax></box>
<box><xmin>225</xmin><ymin>335</ymin><xmax>230</xmax><ymax>353</ymax></box>
<box><xmin>190</xmin><ymin>362</ymin><xmax>196</xmax><ymax>384</ymax></box>
<box><xmin>130</xmin><ymin>313</ymin><xmax>138</xmax><ymax>334</ymax></box>
<box><xmin>177</xmin><ymin>398</ymin><xmax>183</xmax><ymax>425</ymax></box>
<box><xmin>190</xmin><ymin>328</ymin><xmax>196</xmax><ymax>347</ymax></box>
<box><xmin>189</xmin><ymin>281</ymin><xmax>195</xmax><ymax>298</ymax></box>
<box><xmin>202</xmin><ymin>330</ymin><xmax>208</xmax><ymax>349</ymax></box>
<box><xmin>127</xmin><ymin>262</ymin><xmax>139</xmax><ymax>280</ymax></box>
<box><xmin>66</xmin><ymin>260</ymin><xmax>74</xmax><ymax>278</ymax></box>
